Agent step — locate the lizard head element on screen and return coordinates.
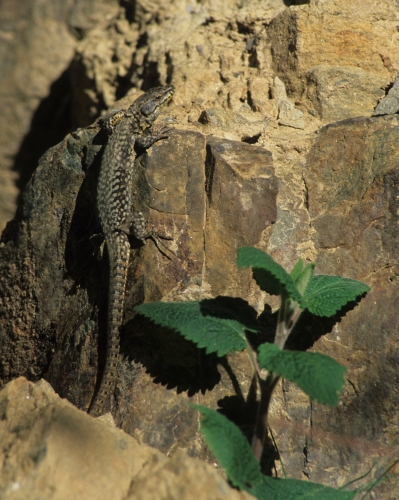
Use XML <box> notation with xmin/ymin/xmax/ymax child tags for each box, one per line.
<box><xmin>131</xmin><ymin>85</ymin><xmax>174</xmax><ymax>130</ymax></box>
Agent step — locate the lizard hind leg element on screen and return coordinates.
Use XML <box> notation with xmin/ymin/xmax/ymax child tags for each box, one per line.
<box><xmin>118</xmin><ymin>211</ymin><xmax>147</xmax><ymax>244</ymax></box>
<box><xmin>118</xmin><ymin>211</ymin><xmax>175</xmax><ymax>259</ymax></box>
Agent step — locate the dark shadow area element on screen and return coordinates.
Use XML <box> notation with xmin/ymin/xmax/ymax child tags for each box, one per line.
<box><xmin>199</xmin><ymin>296</ymin><xmax>259</xmax><ymax>324</ymax></box>
<box><xmin>217</xmin><ymin>372</ymin><xmax>279</xmax><ymax>477</ymax></box>
<box><xmin>121</xmin><ymin>314</ymin><xmax>221</xmax><ymax>396</ymax></box>
<box><xmin>283</xmin><ymin>0</ymin><xmax>309</xmax><ymax>5</ymax></box>
<box><xmin>121</xmin><ymin>299</ymin><xmax>258</xmax><ymax>400</ymax></box>
<box><xmin>285</xmin><ymin>298</ymin><xmax>365</xmax><ymax>351</ymax></box>
<box><xmin>115</xmin><ymin>55</ymin><xmax>163</xmax><ymax>99</ymax></box>
<box><xmin>249</xmin><ymin>296</ymin><xmax>365</xmax><ymax>353</ymax></box>
<box><xmin>12</xmin><ymin>69</ymin><xmax>73</xmax><ymax>205</ymax></box>
<box><xmin>119</xmin><ymin>0</ymin><xmax>136</xmax><ymax>23</ymax></box>
<box><xmin>242</xmin><ymin>133</ymin><xmax>262</xmax><ymax>144</ymax></box>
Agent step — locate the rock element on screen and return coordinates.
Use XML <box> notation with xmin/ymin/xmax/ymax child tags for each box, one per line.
<box><xmin>373</xmin><ymin>71</ymin><xmax>399</xmax><ymax>116</ymax></box>
<box><xmin>273</xmin><ymin>77</ymin><xmax>305</xmax><ymax>129</ymax></box>
<box><xmin>0</xmin><ymin>0</ymin><xmax>120</xmax><ymax>232</ymax></box>
<box><xmin>204</xmin><ymin>137</ymin><xmax>277</xmax><ymax>295</ymax></box>
<box><xmin>4</xmin><ymin>0</ymin><xmax>398</xmax><ymax>228</ymax></box>
<box><xmin>198</xmin><ymin>108</ymin><xmax>270</xmax><ymax>141</ymax></box>
<box><xmin>248</xmin><ymin>77</ymin><xmax>276</xmax><ymax>115</ymax></box>
<box><xmin>293</xmin><ymin>114</ymin><xmax>399</xmax><ymax>487</ymax></box>
<box><xmin>268</xmin><ymin>1</ymin><xmax>397</xmax><ymax>121</ymax></box>
<box><xmin>277</xmin><ymin>100</ymin><xmax>304</xmax><ymax>130</ymax></box>
<box><xmin>307</xmin><ymin>65</ymin><xmax>386</xmax><ymax>122</ymax></box>
<box><xmin>0</xmin><ymin>377</ymin><xmax>252</xmax><ymax>500</ymax></box>
<box><xmin>1</xmin><ymin>0</ymin><xmax>399</xmax><ymax>497</ymax></box>
<box><xmin>0</xmin><ymin>122</ymin><xmax>277</xmax><ymax>457</ymax></box>
<box><xmin>126</xmin><ymin>449</ymin><xmax>253</xmax><ymax>500</ymax></box>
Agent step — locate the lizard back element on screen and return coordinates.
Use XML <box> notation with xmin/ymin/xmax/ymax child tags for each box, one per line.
<box><xmin>89</xmin><ymin>85</ymin><xmax>174</xmax><ymax>416</ymax></box>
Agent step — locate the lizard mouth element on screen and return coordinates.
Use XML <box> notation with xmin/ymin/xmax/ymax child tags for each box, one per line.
<box><xmin>140</xmin><ymin>85</ymin><xmax>175</xmax><ymax>119</ymax></box>
<box><xmin>153</xmin><ymin>84</ymin><xmax>175</xmax><ymax>108</ymax></box>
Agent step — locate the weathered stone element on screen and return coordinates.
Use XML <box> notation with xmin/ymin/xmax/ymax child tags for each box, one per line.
<box><xmin>287</xmin><ymin>114</ymin><xmax>399</xmax><ymax>487</ymax></box>
<box><xmin>0</xmin><ymin>0</ymin><xmax>120</xmax><ymax>232</ymax></box>
<box><xmin>204</xmin><ymin>137</ymin><xmax>277</xmax><ymax>296</ymax></box>
<box><xmin>1</xmin><ymin>0</ymin><xmax>399</xmax><ymax>496</ymax></box>
<box><xmin>306</xmin><ymin>65</ymin><xmax>386</xmax><ymax>122</ymax></box>
<box><xmin>373</xmin><ymin>71</ymin><xmax>399</xmax><ymax>116</ymax></box>
<box><xmin>273</xmin><ymin>76</ymin><xmax>305</xmax><ymax>129</ymax></box>
<box><xmin>277</xmin><ymin>99</ymin><xmax>304</xmax><ymax>129</ymax></box>
<box><xmin>198</xmin><ymin>108</ymin><xmax>270</xmax><ymax>142</ymax></box>
<box><xmin>0</xmin><ymin>125</ymin><xmax>277</xmax><ymax>459</ymax></box>
<box><xmin>0</xmin><ymin>377</ymin><xmax>252</xmax><ymax>500</ymax></box>
<box><xmin>268</xmin><ymin>2</ymin><xmax>398</xmax><ymax>121</ymax></box>
<box><xmin>248</xmin><ymin>77</ymin><xmax>276</xmax><ymax>115</ymax></box>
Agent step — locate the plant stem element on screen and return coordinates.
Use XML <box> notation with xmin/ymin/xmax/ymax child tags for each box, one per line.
<box><xmin>275</xmin><ymin>293</ymin><xmax>289</xmax><ymax>349</ymax></box>
<box><xmin>276</xmin><ymin>297</ymin><xmax>303</xmax><ymax>349</ymax></box>
<box><xmin>245</xmin><ymin>334</ymin><xmax>262</xmax><ymax>379</ymax></box>
<box><xmin>251</xmin><ymin>373</ymin><xmax>280</xmax><ymax>462</ymax></box>
<box><xmin>251</xmin><ymin>293</ymin><xmax>304</xmax><ymax>461</ymax></box>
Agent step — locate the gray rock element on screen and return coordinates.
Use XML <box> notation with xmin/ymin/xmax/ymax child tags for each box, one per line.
<box><xmin>373</xmin><ymin>72</ymin><xmax>399</xmax><ymax>115</ymax></box>
<box><xmin>273</xmin><ymin>77</ymin><xmax>305</xmax><ymax>129</ymax></box>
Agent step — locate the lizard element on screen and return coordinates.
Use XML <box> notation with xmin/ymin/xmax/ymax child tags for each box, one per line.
<box><xmin>88</xmin><ymin>84</ymin><xmax>175</xmax><ymax>416</ymax></box>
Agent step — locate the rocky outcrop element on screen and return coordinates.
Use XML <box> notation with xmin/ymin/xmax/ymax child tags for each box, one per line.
<box><xmin>0</xmin><ymin>377</ymin><xmax>253</xmax><ymax>500</ymax></box>
<box><xmin>0</xmin><ymin>119</ymin><xmax>277</xmax><ymax>458</ymax></box>
<box><xmin>1</xmin><ymin>0</ymin><xmax>399</xmax><ymax>497</ymax></box>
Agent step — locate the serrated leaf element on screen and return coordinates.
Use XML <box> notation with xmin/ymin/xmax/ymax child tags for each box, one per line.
<box><xmin>237</xmin><ymin>247</ymin><xmax>303</xmax><ymax>304</ymax></box>
<box><xmin>135</xmin><ymin>298</ymin><xmax>260</xmax><ymax>357</ymax></box>
<box><xmin>193</xmin><ymin>405</ymin><xmax>263</xmax><ymax>490</ymax></box>
<box><xmin>294</xmin><ymin>262</ymin><xmax>316</xmax><ymax>296</ymax></box>
<box><xmin>193</xmin><ymin>406</ymin><xmax>355</xmax><ymax>500</ymax></box>
<box><xmin>251</xmin><ymin>475</ymin><xmax>356</xmax><ymax>500</ymax></box>
<box><xmin>303</xmin><ymin>275</ymin><xmax>370</xmax><ymax>317</ymax></box>
<box><xmin>290</xmin><ymin>259</ymin><xmax>304</xmax><ymax>281</ymax></box>
<box><xmin>258</xmin><ymin>344</ymin><xmax>346</xmax><ymax>406</ymax></box>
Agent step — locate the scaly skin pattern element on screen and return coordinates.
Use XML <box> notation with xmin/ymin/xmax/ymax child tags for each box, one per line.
<box><xmin>89</xmin><ymin>85</ymin><xmax>174</xmax><ymax>416</ymax></box>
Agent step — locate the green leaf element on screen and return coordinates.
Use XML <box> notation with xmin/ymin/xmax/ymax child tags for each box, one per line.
<box><xmin>193</xmin><ymin>405</ymin><xmax>356</xmax><ymax>500</ymax></box>
<box><xmin>290</xmin><ymin>259</ymin><xmax>304</xmax><ymax>281</ymax></box>
<box><xmin>303</xmin><ymin>275</ymin><xmax>370</xmax><ymax>317</ymax></box>
<box><xmin>294</xmin><ymin>263</ymin><xmax>316</xmax><ymax>296</ymax></box>
<box><xmin>135</xmin><ymin>298</ymin><xmax>259</xmax><ymax>357</ymax></box>
<box><xmin>252</xmin><ymin>475</ymin><xmax>356</xmax><ymax>500</ymax></box>
<box><xmin>258</xmin><ymin>344</ymin><xmax>346</xmax><ymax>406</ymax></box>
<box><xmin>193</xmin><ymin>405</ymin><xmax>263</xmax><ymax>490</ymax></box>
<box><xmin>237</xmin><ymin>247</ymin><xmax>303</xmax><ymax>304</ymax></box>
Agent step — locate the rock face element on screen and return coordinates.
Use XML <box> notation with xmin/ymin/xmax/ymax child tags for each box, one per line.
<box><xmin>1</xmin><ymin>0</ymin><xmax>399</xmax><ymax>497</ymax></box>
<box><xmin>0</xmin><ymin>377</ymin><xmax>253</xmax><ymax>500</ymax></box>
<box><xmin>0</xmin><ymin>118</ymin><xmax>277</xmax><ymax>460</ymax></box>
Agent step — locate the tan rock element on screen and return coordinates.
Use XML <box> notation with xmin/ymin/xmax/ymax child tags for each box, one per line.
<box><xmin>127</xmin><ymin>450</ymin><xmax>252</xmax><ymax>500</ymax></box>
<box><xmin>306</xmin><ymin>65</ymin><xmax>386</xmax><ymax>122</ymax></box>
<box><xmin>0</xmin><ymin>377</ymin><xmax>252</xmax><ymax>500</ymax></box>
<box><xmin>268</xmin><ymin>0</ymin><xmax>399</xmax><ymax>121</ymax></box>
<box><xmin>0</xmin><ymin>0</ymin><xmax>120</xmax><ymax>232</ymax></box>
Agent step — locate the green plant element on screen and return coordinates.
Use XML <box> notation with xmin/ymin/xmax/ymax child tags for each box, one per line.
<box><xmin>136</xmin><ymin>246</ymin><xmax>371</xmax><ymax>499</ymax></box>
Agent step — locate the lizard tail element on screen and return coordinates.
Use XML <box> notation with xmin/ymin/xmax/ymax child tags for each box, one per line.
<box><xmin>89</xmin><ymin>232</ymin><xmax>130</xmax><ymax>416</ymax></box>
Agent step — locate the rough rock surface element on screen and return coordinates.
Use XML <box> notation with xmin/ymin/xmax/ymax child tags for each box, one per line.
<box><xmin>0</xmin><ymin>0</ymin><xmax>121</xmax><ymax>231</ymax></box>
<box><xmin>0</xmin><ymin>117</ymin><xmax>277</xmax><ymax>460</ymax></box>
<box><xmin>374</xmin><ymin>71</ymin><xmax>399</xmax><ymax>116</ymax></box>
<box><xmin>0</xmin><ymin>377</ymin><xmax>253</xmax><ymax>500</ymax></box>
<box><xmin>1</xmin><ymin>0</ymin><xmax>399</xmax><ymax>498</ymax></box>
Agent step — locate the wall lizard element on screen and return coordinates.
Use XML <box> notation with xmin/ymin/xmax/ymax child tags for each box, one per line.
<box><xmin>88</xmin><ymin>85</ymin><xmax>174</xmax><ymax>416</ymax></box>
